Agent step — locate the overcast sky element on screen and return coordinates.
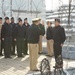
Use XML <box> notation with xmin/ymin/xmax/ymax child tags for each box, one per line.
<box><xmin>45</xmin><ymin>0</ymin><xmax>69</xmax><ymax>10</ymax></box>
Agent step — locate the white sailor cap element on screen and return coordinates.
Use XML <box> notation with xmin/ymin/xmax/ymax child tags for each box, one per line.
<box><xmin>32</xmin><ymin>18</ymin><xmax>39</xmax><ymax>22</ymax></box>
<box><xmin>38</xmin><ymin>17</ymin><xmax>41</xmax><ymax>20</ymax></box>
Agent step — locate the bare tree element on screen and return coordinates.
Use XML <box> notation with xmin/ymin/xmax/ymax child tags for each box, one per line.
<box><xmin>68</xmin><ymin>0</ymin><xmax>72</xmax><ymax>26</ymax></box>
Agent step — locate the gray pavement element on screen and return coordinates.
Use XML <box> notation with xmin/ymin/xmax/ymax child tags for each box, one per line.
<box><xmin>0</xmin><ymin>40</ymin><xmax>75</xmax><ymax>75</ymax></box>
<box><xmin>0</xmin><ymin>54</ymin><xmax>75</xmax><ymax>75</ymax></box>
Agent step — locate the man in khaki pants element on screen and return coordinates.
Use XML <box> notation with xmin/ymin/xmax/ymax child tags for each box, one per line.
<box><xmin>38</xmin><ymin>18</ymin><xmax>45</xmax><ymax>54</ymax></box>
<box><xmin>28</xmin><ymin>18</ymin><xmax>42</xmax><ymax>71</ymax></box>
<box><xmin>46</xmin><ymin>21</ymin><xmax>54</xmax><ymax>57</ymax></box>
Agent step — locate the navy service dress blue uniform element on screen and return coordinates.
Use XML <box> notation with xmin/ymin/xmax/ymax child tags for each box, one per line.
<box><xmin>1</xmin><ymin>17</ymin><xmax>12</xmax><ymax>58</ymax></box>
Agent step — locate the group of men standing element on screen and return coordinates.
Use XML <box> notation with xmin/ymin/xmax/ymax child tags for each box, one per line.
<box><xmin>46</xmin><ymin>19</ymin><xmax>66</xmax><ymax>68</ymax></box>
<box><xmin>0</xmin><ymin>17</ymin><xmax>30</xmax><ymax>58</ymax></box>
<box><xmin>0</xmin><ymin>16</ymin><xmax>66</xmax><ymax>71</ymax></box>
<box><xmin>27</xmin><ymin>18</ymin><xmax>45</xmax><ymax>71</ymax></box>
<box><xmin>0</xmin><ymin>17</ymin><xmax>45</xmax><ymax>58</ymax></box>
<box><xmin>27</xmin><ymin>18</ymin><xmax>66</xmax><ymax>71</ymax></box>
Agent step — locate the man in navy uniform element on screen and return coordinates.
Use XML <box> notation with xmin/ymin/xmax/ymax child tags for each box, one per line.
<box><xmin>28</xmin><ymin>18</ymin><xmax>42</xmax><ymax>71</ymax></box>
<box><xmin>53</xmin><ymin>19</ymin><xmax>66</xmax><ymax>67</ymax></box>
<box><xmin>10</xmin><ymin>17</ymin><xmax>16</xmax><ymax>55</ymax></box>
<box><xmin>23</xmin><ymin>18</ymin><xmax>30</xmax><ymax>55</ymax></box>
<box><xmin>38</xmin><ymin>18</ymin><xmax>45</xmax><ymax>54</ymax></box>
<box><xmin>1</xmin><ymin>17</ymin><xmax>12</xmax><ymax>58</ymax></box>
<box><xmin>46</xmin><ymin>21</ymin><xmax>54</xmax><ymax>57</ymax></box>
<box><xmin>16</xmin><ymin>18</ymin><xmax>22</xmax><ymax>25</ymax></box>
<box><xmin>14</xmin><ymin>19</ymin><xmax>26</xmax><ymax>57</ymax></box>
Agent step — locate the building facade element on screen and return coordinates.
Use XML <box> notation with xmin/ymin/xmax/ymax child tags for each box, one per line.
<box><xmin>46</xmin><ymin>4</ymin><xmax>75</xmax><ymax>42</ymax></box>
<box><xmin>0</xmin><ymin>0</ymin><xmax>46</xmax><ymax>23</ymax></box>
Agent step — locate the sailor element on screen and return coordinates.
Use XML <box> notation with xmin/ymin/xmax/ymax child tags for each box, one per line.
<box><xmin>10</xmin><ymin>17</ymin><xmax>16</xmax><ymax>55</ymax></box>
<box><xmin>53</xmin><ymin>19</ymin><xmax>66</xmax><ymax>66</ymax></box>
<box><xmin>46</xmin><ymin>21</ymin><xmax>54</xmax><ymax>57</ymax></box>
<box><xmin>38</xmin><ymin>18</ymin><xmax>45</xmax><ymax>54</ymax></box>
<box><xmin>23</xmin><ymin>18</ymin><xmax>30</xmax><ymax>55</ymax></box>
<box><xmin>14</xmin><ymin>19</ymin><xmax>26</xmax><ymax>57</ymax></box>
<box><xmin>1</xmin><ymin>17</ymin><xmax>12</xmax><ymax>58</ymax></box>
<box><xmin>16</xmin><ymin>18</ymin><xmax>22</xmax><ymax>25</ymax></box>
<box><xmin>28</xmin><ymin>18</ymin><xmax>42</xmax><ymax>71</ymax></box>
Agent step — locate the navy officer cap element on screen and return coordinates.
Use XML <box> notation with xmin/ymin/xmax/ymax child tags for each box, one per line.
<box><xmin>55</xmin><ymin>18</ymin><xmax>60</xmax><ymax>23</ymax></box>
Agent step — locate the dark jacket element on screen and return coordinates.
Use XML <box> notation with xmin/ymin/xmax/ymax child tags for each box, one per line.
<box><xmin>10</xmin><ymin>22</ymin><xmax>17</xmax><ymax>38</ymax></box>
<box><xmin>53</xmin><ymin>25</ymin><xmax>66</xmax><ymax>44</ymax></box>
<box><xmin>1</xmin><ymin>22</ymin><xmax>12</xmax><ymax>38</ymax></box>
<box><xmin>14</xmin><ymin>25</ymin><xmax>26</xmax><ymax>39</ymax></box>
<box><xmin>39</xmin><ymin>23</ymin><xmax>45</xmax><ymax>36</ymax></box>
<box><xmin>46</xmin><ymin>27</ymin><xmax>53</xmax><ymax>40</ymax></box>
<box><xmin>23</xmin><ymin>23</ymin><xmax>30</xmax><ymax>29</ymax></box>
<box><xmin>27</xmin><ymin>24</ymin><xmax>42</xmax><ymax>44</ymax></box>
<box><xmin>23</xmin><ymin>23</ymin><xmax>30</xmax><ymax>39</ymax></box>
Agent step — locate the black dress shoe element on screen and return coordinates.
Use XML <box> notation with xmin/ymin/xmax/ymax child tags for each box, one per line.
<box><xmin>46</xmin><ymin>55</ymin><xmax>53</xmax><ymax>57</ymax></box>
<box><xmin>12</xmin><ymin>53</ymin><xmax>16</xmax><ymax>55</ymax></box>
<box><xmin>5</xmin><ymin>57</ymin><xmax>8</xmax><ymax>59</ymax></box>
<box><xmin>18</xmin><ymin>55</ymin><xmax>24</xmax><ymax>58</ymax></box>
<box><xmin>0</xmin><ymin>54</ymin><xmax>3</xmax><ymax>56</ymax></box>
<box><xmin>8</xmin><ymin>56</ymin><xmax>12</xmax><ymax>58</ymax></box>
<box><xmin>32</xmin><ymin>69</ymin><xmax>39</xmax><ymax>71</ymax></box>
<box><xmin>23</xmin><ymin>53</ymin><xmax>29</xmax><ymax>55</ymax></box>
<box><xmin>5</xmin><ymin>56</ymin><xmax>12</xmax><ymax>59</ymax></box>
<box><xmin>38</xmin><ymin>52</ymin><xmax>42</xmax><ymax>54</ymax></box>
<box><xmin>26</xmin><ymin>53</ymin><xmax>29</xmax><ymax>55</ymax></box>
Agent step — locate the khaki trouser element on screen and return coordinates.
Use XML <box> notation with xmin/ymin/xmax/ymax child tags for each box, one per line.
<box><xmin>38</xmin><ymin>35</ymin><xmax>42</xmax><ymax>53</ymax></box>
<box><xmin>47</xmin><ymin>40</ymin><xmax>54</xmax><ymax>56</ymax></box>
<box><xmin>28</xmin><ymin>44</ymin><xmax>38</xmax><ymax>70</ymax></box>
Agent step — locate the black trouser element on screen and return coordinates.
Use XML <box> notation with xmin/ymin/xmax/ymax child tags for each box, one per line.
<box><xmin>4</xmin><ymin>37</ymin><xmax>12</xmax><ymax>57</ymax></box>
<box><xmin>17</xmin><ymin>38</ymin><xmax>24</xmax><ymax>57</ymax></box>
<box><xmin>11</xmin><ymin>38</ymin><xmax>16</xmax><ymax>54</ymax></box>
<box><xmin>53</xmin><ymin>42</ymin><xmax>62</xmax><ymax>62</ymax></box>
<box><xmin>0</xmin><ymin>40</ymin><xmax>4</xmax><ymax>55</ymax></box>
<box><xmin>23</xmin><ymin>39</ymin><xmax>28</xmax><ymax>55</ymax></box>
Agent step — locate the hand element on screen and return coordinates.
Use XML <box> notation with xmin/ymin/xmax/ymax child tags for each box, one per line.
<box><xmin>61</xmin><ymin>44</ymin><xmax>63</xmax><ymax>47</ymax></box>
<box><xmin>14</xmin><ymin>39</ymin><xmax>16</xmax><ymax>41</ymax></box>
<box><xmin>42</xmin><ymin>21</ymin><xmax>45</xmax><ymax>26</ymax></box>
<box><xmin>44</xmin><ymin>35</ymin><xmax>46</xmax><ymax>39</ymax></box>
<box><xmin>2</xmin><ymin>38</ymin><xmax>4</xmax><ymax>41</ymax></box>
<box><xmin>51</xmin><ymin>39</ymin><xmax>53</xmax><ymax>41</ymax></box>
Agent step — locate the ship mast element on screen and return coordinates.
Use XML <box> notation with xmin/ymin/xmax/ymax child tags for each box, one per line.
<box><xmin>68</xmin><ymin>0</ymin><xmax>72</xmax><ymax>43</ymax></box>
<box><xmin>10</xmin><ymin>0</ymin><xmax>12</xmax><ymax>18</ymax></box>
<box><xmin>68</xmin><ymin>0</ymin><xmax>72</xmax><ymax>26</ymax></box>
<box><xmin>2</xmin><ymin>0</ymin><xmax>4</xmax><ymax>19</ymax></box>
